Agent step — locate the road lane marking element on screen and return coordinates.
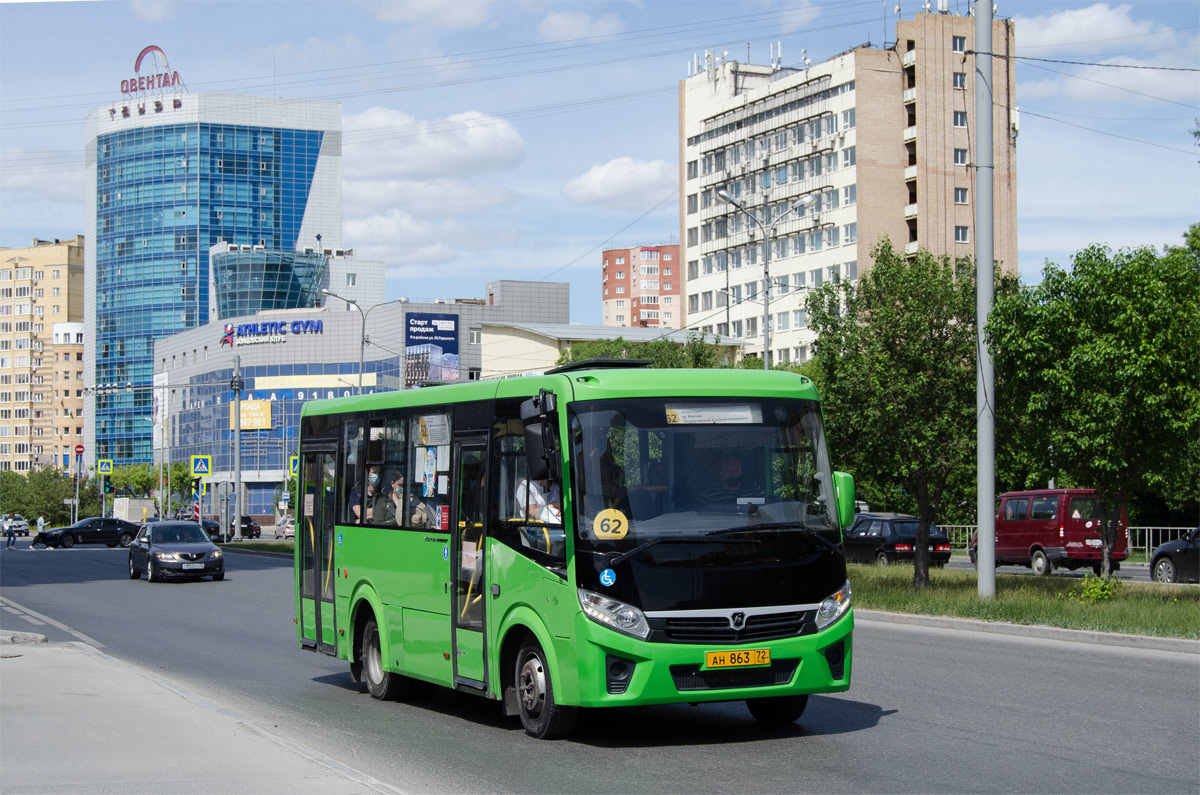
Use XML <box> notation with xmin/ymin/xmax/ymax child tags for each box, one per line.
<box><xmin>0</xmin><ymin>596</ymin><xmax>104</xmax><ymax>647</ymax></box>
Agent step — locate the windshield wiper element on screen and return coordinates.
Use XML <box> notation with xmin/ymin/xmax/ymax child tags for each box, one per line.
<box><xmin>706</xmin><ymin>522</ymin><xmax>842</xmax><ymax>552</ymax></box>
<box><xmin>603</xmin><ymin>534</ymin><xmax>750</xmax><ymax>568</ymax></box>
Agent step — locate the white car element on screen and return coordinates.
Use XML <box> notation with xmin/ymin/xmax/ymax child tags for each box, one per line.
<box><xmin>274</xmin><ymin>516</ymin><xmax>294</xmax><ymax>540</ymax></box>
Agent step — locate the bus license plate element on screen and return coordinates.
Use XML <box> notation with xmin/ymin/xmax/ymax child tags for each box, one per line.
<box><xmin>705</xmin><ymin>648</ymin><xmax>770</xmax><ymax>669</ymax></box>
<box><xmin>182</xmin><ymin>563</ymin><xmax>203</xmax><ymax>570</ymax></box>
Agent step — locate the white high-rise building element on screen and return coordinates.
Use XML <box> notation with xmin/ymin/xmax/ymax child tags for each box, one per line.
<box><xmin>680</xmin><ymin>12</ymin><xmax>1017</xmax><ymax>365</ymax></box>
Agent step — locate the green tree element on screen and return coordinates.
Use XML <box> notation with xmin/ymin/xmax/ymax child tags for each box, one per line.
<box><xmin>23</xmin><ymin>467</ymin><xmax>77</xmax><ymax>526</ymax></box>
<box><xmin>807</xmin><ymin>240</ymin><xmax>1014</xmax><ymax>587</ymax></box>
<box><xmin>988</xmin><ymin>226</ymin><xmax>1200</xmax><ymax>577</ymax></box>
<box><xmin>556</xmin><ymin>332</ymin><xmax>734</xmax><ymax>369</ymax></box>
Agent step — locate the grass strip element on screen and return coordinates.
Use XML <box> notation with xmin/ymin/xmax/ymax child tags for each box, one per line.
<box><xmin>220</xmin><ymin>540</ymin><xmax>293</xmax><ymax>555</ymax></box>
<box><xmin>849</xmin><ymin>564</ymin><xmax>1200</xmax><ymax>640</ymax></box>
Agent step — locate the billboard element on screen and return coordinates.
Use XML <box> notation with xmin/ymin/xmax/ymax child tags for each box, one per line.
<box><xmin>229</xmin><ymin>399</ymin><xmax>272</xmax><ymax>430</ymax></box>
<box><xmin>405</xmin><ymin>313</ymin><xmax>459</xmax><ymax>386</ymax></box>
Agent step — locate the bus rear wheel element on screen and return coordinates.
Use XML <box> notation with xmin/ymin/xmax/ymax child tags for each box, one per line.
<box><xmin>747</xmin><ymin>694</ymin><xmax>809</xmax><ymax>725</ymax></box>
<box><xmin>515</xmin><ymin>637</ymin><xmax>577</xmax><ymax>739</ymax></box>
<box><xmin>362</xmin><ymin>618</ymin><xmax>410</xmax><ymax>701</ymax></box>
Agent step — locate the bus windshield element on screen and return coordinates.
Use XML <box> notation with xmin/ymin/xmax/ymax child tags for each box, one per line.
<box><xmin>569</xmin><ymin>396</ymin><xmax>839</xmax><ymax>553</ymax></box>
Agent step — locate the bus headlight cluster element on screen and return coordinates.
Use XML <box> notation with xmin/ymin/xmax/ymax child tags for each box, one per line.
<box><xmin>578</xmin><ymin>589</ymin><xmax>650</xmax><ymax>639</ymax></box>
<box><xmin>815</xmin><ymin>580</ymin><xmax>852</xmax><ymax>631</ymax></box>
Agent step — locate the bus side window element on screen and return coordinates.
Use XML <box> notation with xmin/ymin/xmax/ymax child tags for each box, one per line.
<box><xmin>492</xmin><ymin>398</ymin><xmax>565</xmax><ymax>565</ymax></box>
<box><xmin>343</xmin><ymin>420</ymin><xmax>365</xmax><ymax>524</ymax></box>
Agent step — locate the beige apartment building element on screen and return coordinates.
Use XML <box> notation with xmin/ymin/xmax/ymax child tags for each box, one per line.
<box><xmin>601</xmin><ymin>244</ymin><xmax>683</xmax><ymax>329</ymax></box>
<box><xmin>680</xmin><ymin>11</ymin><xmax>1017</xmax><ymax>364</ymax></box>
<box><xmin>0</xmin><ymin>236</ymin><xmax>85</xmax><ymax>473</ymax></box>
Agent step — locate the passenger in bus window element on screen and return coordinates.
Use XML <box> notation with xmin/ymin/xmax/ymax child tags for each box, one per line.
<box><xmin>378</xmin><ymin>471</ymin><xmax>405</xmax><ymax>525</ymax></box>
<box><xmin>349</xmin><ymin>465</ymin><xmax>380</xmax><ymax>523</ymax></box>
<box><xmin>515</xmin><ymin>477</ymin><xmax>562</xmax><ymax>524</ymax></box>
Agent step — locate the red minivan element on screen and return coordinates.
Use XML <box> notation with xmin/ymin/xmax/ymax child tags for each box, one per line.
<box><xmin>972</xmin><ymin>489</ymin><xmax>1128</xmax><ymax>576</ymax></box>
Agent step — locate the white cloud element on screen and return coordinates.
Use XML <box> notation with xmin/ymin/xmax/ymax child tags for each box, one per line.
<box><xmin>1018</xmin><ymin>44</ymin><xmax>1200</xmax><ymax>105</ymax></box>
<box><xmin>562</xmin><ymin>157</ymin><xmax>675</xmax><ymax>211</ymax></box>
<box><xmin>0</xmin><ymin>150</ymin><xmax>83</xmax><ymax>203</ymax></box>
<box><xmin>347</xmin><ymin>177</ymin><xmax>513</xmax><ymax>219</ymax></box>
<box><xmin>1013</xmin><ymin>4</ymin><xmax>1167</xmax><ymax>57</ymax></box>
<box><xmin>536</xmin><ymin>11</ymin><xmax>624</xmax><ymax>42</ymax></box>
<box><xmin>374</xmin><ymin>0</ymin><xmax>494</xmax><ymax>31</ymax></box>
<box><xmin>343</xmin><ymin>107</ymin><xmax>525</xmax><ymax>181</ymax></box>
<box><xmin>344</xmin><ymin>208</ymin><xmax>514</xmax><ymax>269</ymax></box>
<box><xmin>129</xmin><ymin>0</ymin><xmax>176</xmax><ymax>23</ymax></box>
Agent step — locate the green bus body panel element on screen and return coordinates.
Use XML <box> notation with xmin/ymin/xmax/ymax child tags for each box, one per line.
<box><xmin>297</xmin><ymin>368</ymin><xmax>851</xmax><ymax>712</ymax></box>
<box><xmin>456</xmin><ymin>630</ymin><xmax>485</xmax><ymax>681</ymax></box>
<box><xmin>299</xmin><ymin>598</ymin><xmax>316</xmax><ymax>644</ymax></box>
<box><xmin>566</xmin><ymin>611</ymin><xmax>854</xmax><ymax>708</ymax></box>
<box><xmin>403</xmin><ymin>607</ymin><xmax>452</xmax><ymax>684</ymax></box>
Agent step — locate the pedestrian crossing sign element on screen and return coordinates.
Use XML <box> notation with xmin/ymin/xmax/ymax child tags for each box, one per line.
<box><xmin>290</xmin><ymin>455</ymin><xmax>299</xmax><ymax>477</ymax></box>
<box><xmin>191</xmin><ymin>455</ymin><xmax>211</xmax><ymax>476</ymax></box>
<box><xmin>97</xmin><ymin>459</ymin><xmax>113</xmax><ymax>474</ymax></box>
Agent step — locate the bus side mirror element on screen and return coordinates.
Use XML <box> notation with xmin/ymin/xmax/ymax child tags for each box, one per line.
<box><xmin>833</xmin><ymin>471</ymin><xmax>855</xmax><ymax>531</ymax></box>
<box><xmin>520</xmin><ymin>390</ymin><xmax>560</xmax><ymax>481</ymax></box>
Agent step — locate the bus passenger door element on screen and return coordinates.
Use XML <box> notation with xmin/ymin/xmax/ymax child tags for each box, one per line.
<box><xmin>299</xmin><ymin>450</ymin><xmax>338</xmax><ymax>655</ymax></box>
<box><xmin>451</xmin><ymin>436</ymin><xmax>488</xmax><ymax>689</ymax></box>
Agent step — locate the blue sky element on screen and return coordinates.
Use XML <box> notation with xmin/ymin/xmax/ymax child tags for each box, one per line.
<box><xmin>2</xmin><ymin>0</ymin><xmax>1197</xmax><ymax>325</ymax></box>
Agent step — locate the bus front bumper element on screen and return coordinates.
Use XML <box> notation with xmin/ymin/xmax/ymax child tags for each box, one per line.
<box><xmin>567</xmin><ymin>609</ymin><xmax>854</xmax><ymax>708</ymax></box>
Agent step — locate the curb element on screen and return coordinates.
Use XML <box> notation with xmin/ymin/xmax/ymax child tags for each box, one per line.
<box><xmin>1</xmin><ymin>631</ymin><xmax>47</xmax><ymax>645</ymax></box>
<box><xmin>856</xmin><ymin>609</ymin><xmax>1200</xmax><ymax>654</ymax></box>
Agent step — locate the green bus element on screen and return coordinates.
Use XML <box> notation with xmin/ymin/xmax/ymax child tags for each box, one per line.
<box><xmin>294</xmin><ymin>362</ymin><xmax>856</xmax><ymax>738</ymax></box>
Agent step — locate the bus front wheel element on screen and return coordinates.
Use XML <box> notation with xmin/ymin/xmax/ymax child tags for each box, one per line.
<box><xmin>362</xmin><ymin>618</ymin><xmax>410</xmax><ymax>701</ymax></box>
<box><xmin>747</xmin><ymin>694</ymin><xmax>809</xmax><ymax>724</ymax></box>
<box><xmin>515</xmin><ymin>637</ymin><xmax>577</xmax><ymax>739</ymax></box>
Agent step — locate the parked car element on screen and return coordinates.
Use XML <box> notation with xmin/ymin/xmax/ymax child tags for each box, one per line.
<box><xmin>1149</xmin><ymin>528</ymin><xmax>1200</xmax><ymax>584</ymax></box>
<box><xmin>128</xmin><ymin>521</ymin><xmax>224</xmax><ymax>582</ymax></box>
<box><xmin>970</xmin><ymin>489</ymin><xmax>1127</xmax><ymax>576</ymax></box>
<box><xmin>38</xmin><ymin>517</ymin><xmax>141</xmax><ymax>549</ymax></box>
<box><xmin>5</xmin><ymin>514</ymin><xmax>31</xmax><ymax>537</ymax></box>
<box><xmin>231</xmin><ymin>515</ymin><xmax>261</xmax><ymax>539</ymax></box>
<box><xmin>274</xmin><ymin>516</ymin><xmax>294</xmax><ymax>540</ymax></box>
<box><xmin>198</xmin><ymin>518</ymin><xmax>223</xmax><ymax>542</ymax></box>
<box><xmin>844</xmin><ymin>513</ymin><xmax>952</xmax><ymax>566</ymax></box>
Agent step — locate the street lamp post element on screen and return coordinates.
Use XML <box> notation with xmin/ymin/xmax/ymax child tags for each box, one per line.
<box><xmin>321</xmin><ymin>289</ymin><xmax>409</xmax><ymax>393</ymax></box>
<box><xmin>717</xmin><ymin>190</ymin><xmax>816</xmax><ymax>369</ymax></box>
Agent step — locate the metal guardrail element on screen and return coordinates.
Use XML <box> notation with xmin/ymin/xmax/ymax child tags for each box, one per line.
<box><xmin>935</xmin><ymin>525</ymin><xmax>1194</xmax><ymax>560</ymax></box>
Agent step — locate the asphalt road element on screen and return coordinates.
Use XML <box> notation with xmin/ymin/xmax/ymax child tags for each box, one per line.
<box><xmin>2</xmin><ymin>542</ymin><xmax>1197</xmax><ymax>794</ymax></box>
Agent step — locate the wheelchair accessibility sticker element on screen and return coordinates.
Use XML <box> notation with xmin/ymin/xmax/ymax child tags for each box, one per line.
<box><xmin>600</xmin><ymin>568</ymin><xmax>616</xmax><ymax>587</ymax></box>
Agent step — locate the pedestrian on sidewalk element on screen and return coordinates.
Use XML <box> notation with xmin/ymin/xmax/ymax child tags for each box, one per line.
<box><xmin>4</xmin><ymin>512</ymin><xmax>16</xmax><ymax>549</ymax></box>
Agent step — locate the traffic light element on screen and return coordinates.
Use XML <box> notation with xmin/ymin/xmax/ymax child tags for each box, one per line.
<box><xmin>191</xmin><ymin>477</ymin><xmax>202</xmax><ymax>495</ymax></box>
<box><xmin>103</xmin><ymin>481</ymin><xmax>113</xmax><ymax>494</ymax></box>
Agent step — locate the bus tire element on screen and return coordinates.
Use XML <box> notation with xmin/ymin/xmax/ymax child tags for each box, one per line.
<box><xmin>516</xmin><ymin>637</ymin><xmax>577</xmax><ymax>739</ymax></box>
<box><xmin>747</xmin><ymin>694</ymin><xmax>809</xmax><ymax>724</ymax></box>
<box><xmin>362</xmin><ymin>618</ymin><xmax>409</xmax><ymax>701</ymax></box>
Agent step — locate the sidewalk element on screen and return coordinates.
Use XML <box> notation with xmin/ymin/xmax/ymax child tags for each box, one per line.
<box><xmin>0</xmin><ymin>632</ymin><xmax>403</xmax><ymax>795</ymax></box>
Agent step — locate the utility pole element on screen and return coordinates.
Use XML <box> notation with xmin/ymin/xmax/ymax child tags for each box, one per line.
<box><xmin>232</xmin><ymin>355</ymin><xmax>243</xmax><ymax>541</ymax></box>
<box><xmin>974</xmin><ymin>0</ymin><xmax>996</xmax><ymax>599</ymax></box>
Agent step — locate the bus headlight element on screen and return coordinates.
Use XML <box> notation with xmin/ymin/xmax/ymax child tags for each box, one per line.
<box><xmin>815</xmin><ymin>580</ymin><xmax>852</xmax><ymax>631</ymax></box>
<box><xmin>578</xmin><ymin>589</ymin><xmax>650</xmax><ymax>639</ymax></box>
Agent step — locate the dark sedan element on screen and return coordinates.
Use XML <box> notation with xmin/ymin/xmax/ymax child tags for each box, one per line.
<box><xmin>844</xmin><ymin>512</ymin><xmax>952</xmax><ymax>566</ymax></box>
<box><xmin>231</xmin><ymin>515</ymin><xmax>261</xmax><ymax>539</ymax></box>
<box><xmin>1150</xmin><ymin>528</ymin><xmax>1199</xmax><ymax>584</ymax></box>
<box><xmin>128</xmin><ymin>521</ymin><xmax>224</xmax><ymax>582</ymax></box>
<box><xmin>37</xmin><ymin>517</ymin><xmax>140</xmax><ymax>548</ymax></box>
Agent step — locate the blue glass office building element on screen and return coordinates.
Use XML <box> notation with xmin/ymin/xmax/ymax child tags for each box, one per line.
<box><xmin>84</xmin><ymin>93</ymin><xmax>341</xmax><ymax>465</ymax></box>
